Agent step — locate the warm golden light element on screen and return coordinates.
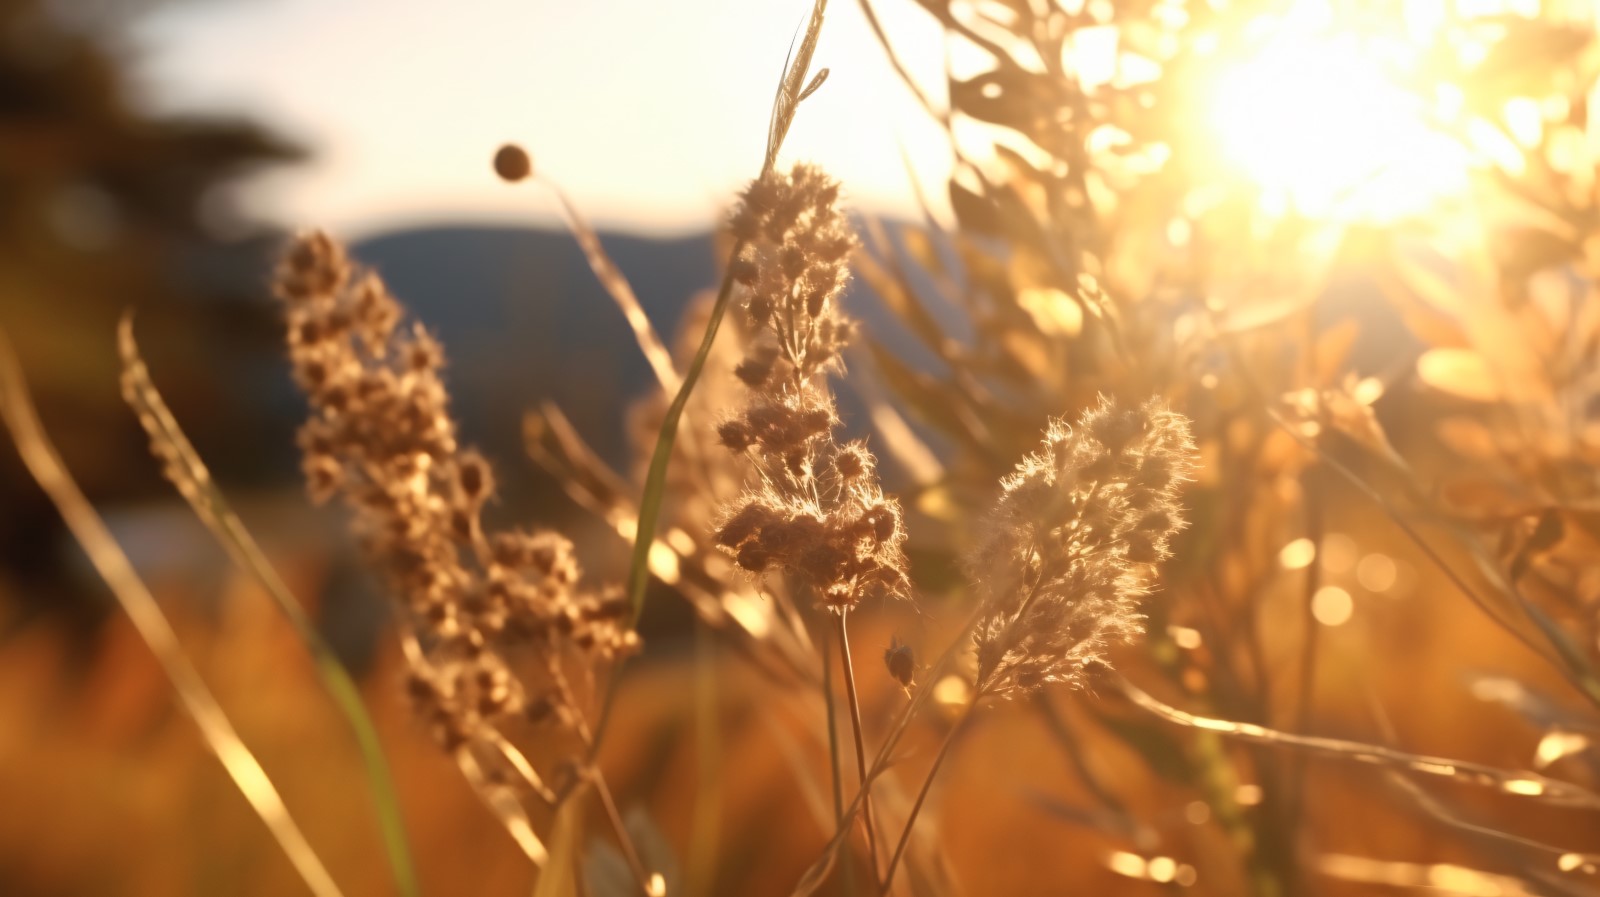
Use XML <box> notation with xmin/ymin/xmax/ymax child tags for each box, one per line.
<box><xmin>1205</xmin><ymin>0</ymin><xmax>1474</xmax><ymax>220</ymax></box>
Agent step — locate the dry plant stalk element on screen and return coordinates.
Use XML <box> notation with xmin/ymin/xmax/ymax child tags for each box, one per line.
<box><xmin>874</xmin><ymin>397</ymin><xmax>1195</xmax><ymax>892</ymax></box>
<box><xmin>709</xmin><ymin>162</ymin><xmax>912</xmax><ymax>886</ymax></box>
<box><xmin>713</xmin><ymin>163</ymin><xmax>910</xmax><ymax>609</ymax></box>
<box><xmin>272</xmin><ymin>231</ymin><xmax>655</xmax><ymax>891</ymax></box>
<box><xmin>0</xmin><ymin>332</ymin><xmax>346</xmax><ymax>897</ymax></box>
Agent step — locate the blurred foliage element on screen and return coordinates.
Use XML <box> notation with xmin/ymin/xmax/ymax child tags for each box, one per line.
<box><xmin>0</xmin><ymin>0</ymin><xmax>299</xmax><ymax>615</ymax></box>
<box><xmin>846</xmin><ymin>0</ymin><xmax>1600</xmax><ymax>893</ymax></box>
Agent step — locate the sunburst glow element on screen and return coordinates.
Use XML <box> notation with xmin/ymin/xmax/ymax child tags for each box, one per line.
<box><xmin>1204</xmin><ymin>0</ymin><xmax>1478</xmax><ymax>220</ymax></box>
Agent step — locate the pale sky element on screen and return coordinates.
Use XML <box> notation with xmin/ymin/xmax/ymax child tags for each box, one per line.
<box><xmin>126</xmin><ymin>0</ymin><xmax>957</xmax><ymax>237</ymax></box>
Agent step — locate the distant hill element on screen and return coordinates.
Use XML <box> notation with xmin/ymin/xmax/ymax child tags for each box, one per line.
<box><xmin>351</xmin><ymin>225</ymin><xmax>719</xmax><ymax>471</ymax></box>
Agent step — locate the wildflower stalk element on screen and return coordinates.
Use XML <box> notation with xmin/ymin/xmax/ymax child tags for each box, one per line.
<box><xmin>118</xmin><ymin>316</ymin><xmax>419</xmax><ymax>897</ymax></box>
<box><xmin>835</xmin><ymin>610</ymin><xmax>883</xmax><ymax>887</ymax></box>
<box><xmin>598</xmin><ymin>0</ymin><xmax>834</xmax><ymax>759</ymax></box>
<box><xmin>273</xmin><ymin>232</ymin><xmax>646</xmax><ymax>886</ymax></box>
<box><xmin>622</xmin><ymin>0</ymin><xmax>831</xmax><ymax>623</ymax></box>
<box><xmin>821</xmin><ymin>632</ymin><xmax>856</xmax><ymax>895</ymax></box>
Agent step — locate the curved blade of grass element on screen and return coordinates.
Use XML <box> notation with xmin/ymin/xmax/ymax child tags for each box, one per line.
<box><xmin>595</xmin><ymin>0</ymin><xmax>833</xmax><ymax>762</ymax></box>
<box><xmin>625</xmin><ymin>0</ymin><xmax>831</xmax><ymax>626</ymax></box>
<box><xmin>0</xmin><ymin>328</ymin><xmax>345</xmax><ymax>897</ymax></box>
<box><xmin>539</xmin><ymin>180</ymin><xmax>680</xmax><ymax>395</ymax></box>
<box><xmin>117</xmin><ymin>314</ymin><xmax>418</xmax><ymax>897</ymax></box>
<box><xmin>1119</xmin><ymin>676</ymin><xmax>1600</xmax><ymax>810</ymax></box>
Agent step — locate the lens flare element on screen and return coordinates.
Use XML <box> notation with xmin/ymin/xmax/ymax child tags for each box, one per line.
<box><xmin>1204</xmin><ymin>0</ymin><xmax>1475</xmax><ymax>220</ymax></box>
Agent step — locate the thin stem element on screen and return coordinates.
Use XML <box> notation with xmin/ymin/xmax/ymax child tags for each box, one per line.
<box><xmin>593</xmin><ymin>770</ymin><xmax>660</xmax><ymax>897</ymax></box>
<box><xmin>687</xmin><ymin>619</ymin><xmax>721</xmax><ymax>897</ymax></box>
<box><xmin>1285</xmin><ymin>475</ymin><xmax>1323</xmax><ymax>833</ymax></box>
<box><xmin>822</xmin><ymin>625</ymin><xmax>844</xmax><ymax>825</ymax></box>
<box><xmin>835</xmin><ymin>610</ymin><xmax>883</xmax><ymax>891</ymax></box>
<box><xmin>791</xmin><ymin>602</ymin><xmax>990</xmax><ymax>897</ymax></box>
<box><xmin>881</xmin><ymin>692</ymin><xmax>979</xmax><ymax>894</ymax></box>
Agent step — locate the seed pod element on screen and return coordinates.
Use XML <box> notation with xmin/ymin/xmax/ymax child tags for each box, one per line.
<box><xmin>493</xmin><ymin>143</ymin><xmax>533</xmax><ymax>182</ymax></box>
<box><xmin>884</xmin><ymin>637</ymin><xmax>916</xmax><ymax>689</ymax></box>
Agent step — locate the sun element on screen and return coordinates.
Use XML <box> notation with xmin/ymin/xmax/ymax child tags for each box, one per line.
<box><xmin>1203</xmin><ymin>0</ymin><xmax>1477</xmax><ymax>221</ymax></box>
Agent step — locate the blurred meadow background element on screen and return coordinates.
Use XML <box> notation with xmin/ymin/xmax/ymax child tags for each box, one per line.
<box><xmin>5</xmin><ymin>0</ymin><xmax>1600</xmax><ymax>895</ymax></box>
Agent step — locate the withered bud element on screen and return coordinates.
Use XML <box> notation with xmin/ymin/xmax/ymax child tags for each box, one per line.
<box><xmin>715</xmin><ymin>503</ymin><xmax>767</xmax><ymax>548</ymax></box>
<box><xmin>457</xmin><ymin>452</ymin><xmax>493</xmax><ymax>502</ymax></box>
<box><xmin>884</xmin><ymin>637</ymin><xmax>916</xmax><ymax>688</ymax></box>
<box><xmin>734</xmin><ymin>351</ymin><xmax>777</xmax><ymax>388</ymax></box>
<box><xmin>1091</xmin><ymin>405</ymin><xmax>1146</xmax><ymax>456</ymax></box>
<box><xmin>747</xmin><ymin>294</ymin><xmax>774</xmax><ymax>324</ymax></box>
<box><xmin>406</xmin><ymin>330</ymin><xmax>443</xmax><ymax>373</ymax></box>
<box><xmin>303</xmin><ymin>454</ymin><xmax>343</xmax><ymax>504</ymax></box>
<box><xmin>718</xmin><ymin>419</ymin><xmax>754</xmax><ymax>452</ymax></box>
<box><xmin>493</xmin><ymin>143</ymin><xmax>533</xmax><ymax>183</ymax></box>
<box><xmin>736</xmin><ymin>542</ymin><xmax>771</xmax><ymax>572</ymax></box>
<box><xmin>525</xmin><ymin>694</ymin><xmax>557</xmax><ymax>724</ymax></box>
<box><xmin>833</xmin><ymin>444</ymin><xmax>870</xmax><ymax>480</ymax></box>
<box><xmin>278</xmin><ymin>231</ymin><xmax>349</xmax><ymax>301</ymax></box>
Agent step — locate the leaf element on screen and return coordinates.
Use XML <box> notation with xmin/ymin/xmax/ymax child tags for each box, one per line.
<box><xmin>1435</xmin><ymin>415</ymin><xmax>1501</xmax><ymax>461</ymax></box>
<box><xmin>585</xmin><ymin>808</ymin><xmax>679</xmax><ymax>897</ymax></box>
<box><xmin>855</xmin><ymin>225</ymin><xmax>952</xmax><ymax>359</ymax></box>
<box><xmin>533</xmin><ymin>797</ymin><xmax>586</xmax><ymax>897</ymax></box>
<box><xmin>949</xmin><ymin>177</ymin><xmax>1004</xmax><ymax>238</ymax></box>
<box><xmin>949</xmin><ymin>63</ymin><xmax>1066</xmax><ymax>141</ymax></box>
<box><xmin>1417</xmin><ymin>347</ymin><xmax>1502</xmax><ymax>403</ymax></box>
<box><xmin>765</xmin><ymin>0</ymin><xmax>831</xmax><ymax>173</ymax></box>
<box><xmin>866</xmin><ymin>337</ymin><xmax>993</xmax><ymax>455</ymax></box>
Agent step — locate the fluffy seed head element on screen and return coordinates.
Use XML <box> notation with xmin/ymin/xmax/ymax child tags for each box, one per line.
<box><xmin>968</xmin><ymin>396</ymin><xmax>1195</xmax><ymax>698</ymax></box>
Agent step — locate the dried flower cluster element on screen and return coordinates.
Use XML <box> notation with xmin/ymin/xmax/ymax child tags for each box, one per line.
<box><xmin>274</xmin><ymin>231</ymin><xmax>636</xmax><ymax>768</ymax></box>
<box><xmin>968</xmin><ymin>397</ymin><xmax>1194</xmax><ymax>698</ymax></box>
<box><xmin>711</xmin><ymin>164</ymin><xmax>910</xmax><ymax>609</ymax></box>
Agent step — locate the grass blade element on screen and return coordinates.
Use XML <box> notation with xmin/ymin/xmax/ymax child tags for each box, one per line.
<box><xmin>0</xmin><ymin>328</ymin><xmax>345</xmax><ymax>897</ymax></box>
<box><xmin>117</xmin><ymin>314</ymin><xmax>418</xmax><ymax>897</ymax></box>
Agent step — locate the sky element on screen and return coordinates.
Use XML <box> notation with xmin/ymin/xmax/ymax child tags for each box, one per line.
<box><xmin>126</xmin><ymin>0</ymin><xmax>958</xmax><ymax>238</ymax></box>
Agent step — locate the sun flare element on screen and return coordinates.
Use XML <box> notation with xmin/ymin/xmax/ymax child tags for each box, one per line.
<box><xmin>1204</xmin><ymin>0</ymin><xmax>1478</xmax><ymax>220</ymax></box>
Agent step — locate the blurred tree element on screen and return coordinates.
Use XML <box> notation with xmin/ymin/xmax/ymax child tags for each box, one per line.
<box><xmin>0</xmin><ymin>0</ymin><xmax>301</xmax><ymax>625</ymax></box>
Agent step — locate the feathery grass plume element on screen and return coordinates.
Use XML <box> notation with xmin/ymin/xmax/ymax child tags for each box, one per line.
<box><xmin>969</xmin><ymin>396</ymin><xmax>1194</xmax><ymax>698</ymax></box>
<box><xmin>274</xmin><ymin>231</ymin><xmax>639</xmax><ymax>855</ymax></box>
<box><xmin>712</xmin><ymin>163</ymin><xmax>910</xmax><ymax>610</ymax></box>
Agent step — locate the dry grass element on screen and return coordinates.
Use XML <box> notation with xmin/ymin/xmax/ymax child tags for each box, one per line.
<box><xmin>7</xmin><ymin>0</ymin><xmax>1600</xmax><ymax>895</ymax></box>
